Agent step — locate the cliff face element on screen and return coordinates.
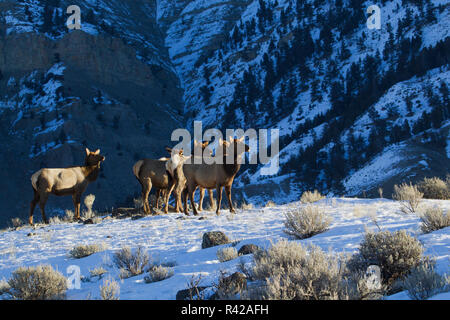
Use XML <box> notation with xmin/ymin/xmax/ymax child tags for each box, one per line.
<box><xmin>0</xmin><ymin>1</ymin><xmax>183</xmax><ymax>226</ymax></box>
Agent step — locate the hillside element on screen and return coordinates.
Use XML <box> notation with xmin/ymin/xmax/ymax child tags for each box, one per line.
<box><xmin>0</xmin><ymin>0</ymin><xmax>449</xmax><ymax>227</ymax></box>
<box><xmin>0</xmin><ymin>198</ymin><xmax>448</xmax><ymax>300</ymax></box>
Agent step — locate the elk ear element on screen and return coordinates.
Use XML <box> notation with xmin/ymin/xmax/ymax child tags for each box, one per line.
<box><xmin>202</xmin><ymin>141</ymin><xmax>209</xmax><ymax>148</ymax></box>
<box><xmin>228</xmin><ymin>136</ymin><xmax>233</xmax><ymax>143</ymax></box>
<box><xmin>85</xmin><ymin>148</ymin><xmax>90</xmax><ymax>156</ymax></box>
<box><xmin>94</xmin><ymin>149</ymin><xmax>100</xmax><ymax>155</ymax></box>
<box><xmin>179</xmin><ymin>149</ymin><xmax>184</xmax><ymax>156</ymax></box>
<box><xmin>238</xmin><ymin>136</ymin><xmax>244</xmax><ymax>142</ymax></box>
<box><xmin>165</xmin><ymin>147</ymin><xmax>172</xmax><ymax>154</ymax></box>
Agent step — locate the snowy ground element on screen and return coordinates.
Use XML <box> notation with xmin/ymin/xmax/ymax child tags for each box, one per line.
<box><xmin>0</xmin><ymin>198</ymin><xmax>448</xmax><ymax>300</ymax></box>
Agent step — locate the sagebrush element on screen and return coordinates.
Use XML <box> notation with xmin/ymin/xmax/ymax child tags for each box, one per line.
<box><xmin>348</xmin><ymin>230</ymin><xmax>424</xmax><ymax>286</ymax></box>
<box><xmin>7</xmin><ymin>265</ymin><xmax>67</xmax><ymax>300</ymax></box>
<box><xmin>217</xmin><ymin>247</ymin><xmax>239</xmax><ymax>262</ymax></box>
<box><xmin>100</xmin><ymin>278</ymin><xmax>120</xmax><ymax>300</ymax></box>
<box><xmin>419</xmin><ymin>206</ymin><xmax>450</xmax><ymax>233</ymax></box>
<box><xmin>300</xmin><ymin>190</ymin><xmax>325</xmax><ymax>204</ymax></box>
<box><xmin>402</xmin><ymin>258</ymin><xmax>449</xmax><ymax>300</ymax></box>
<box><xmin>283</xmin><ymin>205</ymin><xmax>332</xmax><ymax>239</ymax></box>
<box><xmin>392</xmin><ymin>183</ymin><xmax>423</xmax><ymax>214</ymax></box>
<box><xmin>69</xmin><ymin>243</ymin><xmax>106</xmax><ymax>259</ymax></box>
<box><xmin>113</xmin><ymin>246</ymin><xmax>150</xmax><ymax>278</ymax></box>
<box><xmin>248</xmin><ymin>240</ymin><xmax>381</xmax><ymax>300</ymax></box>
<box><xmin>144</xmin><ymin>265</ymin><xmax>174</xmax><ymax>283</ymax></box>
<box><xmin>417</xmin><ymin>177</ymin><xmax>449</xmax><ymax>200</ymax></box>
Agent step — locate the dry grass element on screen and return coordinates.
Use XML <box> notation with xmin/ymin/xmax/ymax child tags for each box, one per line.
<box><xmin>69</xmin><ymin>243</ymin><xmax>106</xmax><ymax>259</ymax></box>
<box><xmin>300</xmin><ymin>190</ymin><xmax>325</xmax><ymax>204</ymax></box>
<box><xmin>419</xmin><ymin>206</ymin><xmax>450</xmax><ymax>233</ymax></box>
<box><xmin>264</xmin><ymin>200</ymin><xmax>276</xmax><ymax>208</ymax></box>
<box><xmin>217</xmin><ymin>247</ymin><xmax>239</xmax><ymax>262</ymax></box>
<box><xmin>392</xmin><ymin>183</ymin><xmax>423</xmax><ymax>214</ymax></box>
<box><xmin>283</xmin><ymin>205</ymin><xmax>332</xmax><ymax>239</ymax></box>
<box><xmin>99</xmin><ymin>278</ymin><xmax>120</xmax><ymax>300</ymax></box>
<box><xmin>113</xmin><ymin>246</ymin><xmax>150</xmax><ymax>279</ymax></box>
<box><xmin>7</xmin><ymin>265</ymin><xmax>67</xmax><ymax>300</ymax></box>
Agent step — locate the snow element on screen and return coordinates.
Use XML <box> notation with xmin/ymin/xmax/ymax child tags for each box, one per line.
<box><xmin>343</xmin><ymin>143</ymin><xmax>407</xmax><ymax>195</ymax></box>
<box><xmin>0</xmin><ymin>198</ymin><xmax>448</xmax><ymax>300</ymax></box>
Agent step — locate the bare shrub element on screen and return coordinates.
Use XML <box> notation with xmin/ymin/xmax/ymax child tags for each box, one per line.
<box><xmin>69</xmin><ymin>243</ymin><xmax>106</xmax><ymax>259</ymax></box>
<box><xmin>83</xmin><ymin>194</ymin><xmax>96</xmax><ymax>219</ymax></box>
<box><xmin>402</xmin><ymin>258</ymin><xmax>449</xmax><ymax>300</ymax></box>
<box><xmin>417</xmin><ymin>177</ymin><xmax>450</xmax><ymax>200</ymax></box>
<box><xmin>419</xmin><ymin>206</ymin><xmax>450</xmax><ymax>233</ymax></box>
<box><xmin>10</xmin><ymin>217</ymin><xmax>24</xmax><ymax>228</ymax></box>
<box><xmin>89</xmin><ymin>267</ymin><xmax>108</xmax><ymax>279</ymax></box>
<box><xmin>283</xmin><ymin>205</ymin><xmax>332</xmax><ymax>239</ymax></box>
<box><xmin>249</xmin><ymin>240</ymin><xmax>374</xmax><ymax>300</ymax></box>
<box><xmin>264</xmin><ymin>200</ymin><xmax>276</xmax><ymax>208</ymax></box>
<box><xmin>113</xmin><ymin>246</ymin><xmax>149</xmax><ymax>279</ymax></box>
<box><xmin>187</xmin><ymin>274</ymin><xmax>208</xmax><ymax>300</ymax></box>
<box><xmin>392</xmin><ymin>183</ymin><xmax>423</xmax><ymax>214</ymax></box>
<box><xmin>7</xmin><ymin>265</ymin><xmax>67</xmax><ymax>300</ymax></box>
<box><xmin>378</xmin><ymin>188</ymin><xmax>383</xmax><ymax>199</ymax></box>
<box><xmin>217</xmin><ymin>247</ymin><xmax>238</xmax><ymax>262</ymax></box>
<box><xmin>99</xmin><ymin>278</ymin><xmax>120</xmax><ymax>300</ymax></box>
<box><xmin>64</xmin><ymin>209</ymin><xmax>75</xmax><ymax>221</ymax></box>
<box><xmin>240</xmin><ymin>201</ymin><xmax>253</xmax><ymax>210</ymax></box>
<box><xmin>348</xmin><ymin>230</ymin><xmax>424</xmax><ymax>286</ymax></box>
<box><xmin>300</xmin><ymin>190</ymin><xmax>325</xmax><ymax>204</ymax></box>
<box><xmin>144</xmin><ymin>265</ymin><xmax>174</xmax><ymax>283</ymax></box>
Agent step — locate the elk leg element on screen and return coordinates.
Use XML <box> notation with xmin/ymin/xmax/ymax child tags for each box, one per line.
<box><xmin>225</xmin><ymin>186</ymin><xmax>235</xmax><ymax>213</ymax></box>
<box><xmin>156</xmin><ymin>189</ymin><xmax>161</xmax><ymax>211</ymax></box>
<box><xmin>39</xmin><ymin>193</ymin><xmax>49</xmax><ymax>224</ymax></box>
<box><xmin>142</xmin><ymin>179</ymin><xmax>151</xmax><ymax>215</ymax></box>
<box><xmin>188</xmin><ymin>186</ymin><xmax>199</xmax><ymax>216</ymax></box>
<box><xmin>165</xmin><ymin>184</ymin><xmax>175</xmax><ymax>214</ymax></box>
<box><xmin>198</xmin><ymin>188</ymin><xmax>205</xmax><ymax>212</ymax></box>
<box><xmin>72</xmin><ymin>193</ymin><xmax>81</xmax><ymax>220</ymax></box>
<box><xmin>183</xmin><ymin>189</ymin><xmax>189</xmax><ymax>215</ymax></box>
<box><xmin>208</xmin><ymin>189</ymin><xmax>215</xmax><ymax>210</ymax></box>
<box><xmin>216</xmin><ymin>186</ymin><xmax>223</xmax><ymax>216</ymax></box>
<box><xmin>29</xmin><ymin>190</ymin><xmax>39</xmax><ymax>225</ymax></box>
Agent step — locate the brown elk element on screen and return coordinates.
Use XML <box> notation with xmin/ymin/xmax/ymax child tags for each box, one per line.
<box><xmin>183</xmin><ymin>136</ymin><xmax>250</xmax><ymax>216</ymax></box>
<box><xmin>133</xmin><ymin>148</ymin><xmax>189</xmax><ymax>214</ymax></box>
<box><xmin>29</xmin><ymin>148</ymin><xmax>105</xmax><ymax>225</ymax></box>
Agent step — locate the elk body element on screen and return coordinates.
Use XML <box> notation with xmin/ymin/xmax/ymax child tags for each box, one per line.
<box><xmin>183</xmin><ymin>137</ymin><xmax>250</xmax><ymax>216</ymax></box>
<box><xmin>133</xmin><ymin>149</ymin><xmax>189</xmax><ymax>214</ymax></box>
<box><xmin>29</xmin><ymin>148</ymin><xmax>105</xmax><ymax>225</ymax></box>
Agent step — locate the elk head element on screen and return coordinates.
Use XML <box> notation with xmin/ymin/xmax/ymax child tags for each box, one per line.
<box><xmin>85</xmin><ymin>148</ymin><xmax>106</xmax><ymax>167</ymax></box>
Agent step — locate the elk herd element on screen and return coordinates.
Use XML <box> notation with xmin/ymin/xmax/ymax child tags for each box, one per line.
<box><xmin>28</xmin><ymin>137</ymin><xmax>250</xmax><ymax>225</ymax></box>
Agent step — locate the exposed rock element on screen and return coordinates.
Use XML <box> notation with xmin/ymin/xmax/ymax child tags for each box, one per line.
<box><xmin>202</xmin><ymin>231</ymin><xmax>230</xmax><ymax>249</ymax></box>
<box><xmin>176</xmin><ymin>286</ymin><xmax>209</xmax><ymax>300</ymax></box>
<box><xmin>238</xmin><ymin>244</ymin><xmax>260</xmax><ymax>256</ymax></box>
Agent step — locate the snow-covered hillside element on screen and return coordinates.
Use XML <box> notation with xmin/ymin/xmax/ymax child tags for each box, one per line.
<box><xmin>0</xmin><ymin>198</ymin><xmax>448</xmax><ymax>300</ymax></box>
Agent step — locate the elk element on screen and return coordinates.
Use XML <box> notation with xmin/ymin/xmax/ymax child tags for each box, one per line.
<box><xmin>193</xmin><ymin>140</ymin><xmax>214</xmax><ymax>212</ymax></box>
<box><xmin>182</xmin><ymin>136</ymin><xmax>250</xmax><ymax>216</ymax></box>
<box><xmin>133</xmin><ymin>148</ymin><xmax>189</xmax><ymax>214</ymax></box>
<box><xmin>29</xmin><ymin>148</ymin><xmax>105</xmax><ymax>225</ymax></box>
